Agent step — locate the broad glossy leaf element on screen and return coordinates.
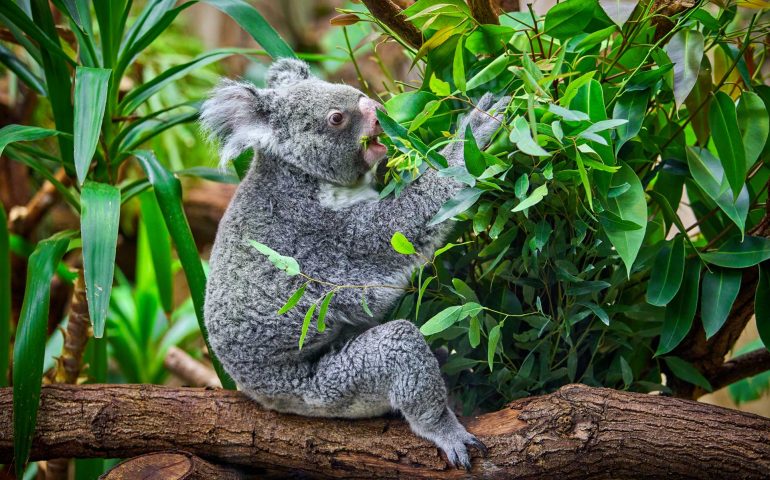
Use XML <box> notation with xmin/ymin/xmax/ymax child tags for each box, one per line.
<box><xmin>736</xmin><ymin>91</ymin><xmax>769</xmax><ymax>169</ymax></box>
<box><xmin>487</xmin><ymin>324</ymin><xmax>501</xmax><ymax>371</ymax></box>
<box><xmin>656</xmin><ymin>258</ymin><xmax>701</xmax><ymax>356</ymax></box>
<box><xmin>204</xmin><ymin>0</ymin><xmax>294</xmax><ymax>59</ymax></box>
<box><xmin>684</xmin><ymin>58</ymin><xmax>712</xmax><ymax>146</ymax></box>
<box><xmin>709</xmin><ymin>91</ymin><xmax>746</xmax><ymax>199</ymax></box>
<box><xmin>701</xmin><ymin>267</ymin><xmax>741</xmax><ymax>339</ymax></box>
<box><xmin>757</xmin><ymin>262</ymin><xmax>770</xmax><ymax>350</ymax></box>
<box><xmin>0</xmin><ymin>205</ymin><xmax>8</xmax><ymax>387</ymax></box>
<box><xmin>453</xmin><ymin>36</ymin><xmax>466</xmax><ymax>93</ymax></box>
<box><xmin>509</xmin><ymin>116</ymin><xmax>549</xmax><ymax>157</ymax></box>
<box><xmin>13</xmin><ymin>233</ymin><xmax>70</xmax><ymax>471</ymax></box>
<box><xmin>570</xmin><ymin>79</ymin><xmax>614</xmax><ymax>174</ymax></box>
<box><xmin>73</xmin><ymin>67</ymin><xmax>111</xmax><ymax>185</ymax></box>
<box><xmin>81</xmin><ymin>182</ymin><xmax>120</xmax><ymax>338</ymax></box>
<box><xmin>700</xmin><ymin>236</ymin><xmax>770</xmax><ymax>268</ymax></box>
<box><xmin>0</xmin><ymin>124</ymin><xmax>60</xmax><ymax>157</ymax></box>
<box><xmin>602</xmin><ymin>163</ymin><xmax>647</xmax><ymax>277</ymax></box>
<box><xmin>391</xmin><ymin>232</ymin><xmax>416</xmax><ymax>255</ymax></box>
<box><xmin>420</xmin><ymin>306</ymin><xmax>463</xmax><ymax>335</ymax></box>
<box><xmin>134</xmin><ymin>150</ymin><xmax>236</xmax><ymax>389</ymax></box>
<box><xmin>513</xmin><ymin>184</ymin><xmax>548</xmax><ymax>212</ymax></box>
<box><xmin>249</xmin><ymin>240</ymin><xmax>301</xmax><ymax>276</ymax></box>
<box><xmin>544</xmin><ymin>0</ymin><xmax>597</xmax><ymax>40</ymax></box>
<box><xmin>598</xmin><ymin>0</ymin><xmax>638</xmax><ymax>26</ymax></box>
<box><xmin>464</xmin><ymin>127</ymin><xmax>485</xmax><ymax>176</ymax></box>
<box><xmin>686</xmin><ymin>147</ymin><xmax>748</xmax><ymax>235</ymax></box>
<box><xmin>428</xmin><ymin>187</ymin><xmax>482</xmax><ymax>226</ymax></box>
<box><xmin>665</xmin><ymin>29</ymin><xmax>704</xmax><ymax>108</ymax></box>
<box><xmin>647</xmin><ymin>236</ymin><xmax>685</xmax><ymax>306</ymax></box>
<box><xmin>612</xmin><ymin>90</ymin><xmax>649</xmax><ymax>153</ymax></box>
<box><xmin>466</xmin><ymin>54</ymin><xmax>508</xmax><ymax>90</ymax></box>
<box><xmin>663</xmin><ymin>356</ymin><xmax>712</xmax><ymax>391</ymax></box>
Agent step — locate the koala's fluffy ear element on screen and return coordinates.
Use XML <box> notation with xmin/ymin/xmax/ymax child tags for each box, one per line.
<box><xmin>200</xmin><ymin>79</ymin><xmax>276</xmax><ymax>169</ymax></box>
<box><xmin>266</xmin><ymin>58</ymin><xmax>311</xmax><ymax>88</ymax></box>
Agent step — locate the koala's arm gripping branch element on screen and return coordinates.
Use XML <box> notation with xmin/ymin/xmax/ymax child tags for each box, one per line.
<box><xmin>3</xmin><ymin>384</ymin><xmax>770</xmax><ymax>479</ymax></box>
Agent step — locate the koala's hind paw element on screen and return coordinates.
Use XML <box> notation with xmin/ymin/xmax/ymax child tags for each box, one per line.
<box><xmin>437</xmin><ymin>432</ymin><xmax>487</xmax><ymax>471</ymax></box>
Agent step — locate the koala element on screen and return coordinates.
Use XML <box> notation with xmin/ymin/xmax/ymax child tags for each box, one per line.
<box><xmin>202</xmin><ymin>59</ymin><xmax>506</xmax><ymax>470</ymax></box>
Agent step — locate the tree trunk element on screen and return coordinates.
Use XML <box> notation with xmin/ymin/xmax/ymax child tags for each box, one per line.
<box><xmin>1</xmin><ymin>384</ymin><xmax>768</xmax><ymax>478</ymax></box>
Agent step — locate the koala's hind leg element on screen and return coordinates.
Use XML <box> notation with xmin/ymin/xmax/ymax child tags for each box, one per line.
<box><xmin>303</xmin><ymin>319</ymin><xmax>486</xmax><ymax>469</ymax></box>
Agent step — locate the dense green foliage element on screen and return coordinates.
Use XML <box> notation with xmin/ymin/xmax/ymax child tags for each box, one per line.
<box><xmin>364</xmin><ymin>0</ymin><xmax>770</xmax><ymax>414</ymax></box>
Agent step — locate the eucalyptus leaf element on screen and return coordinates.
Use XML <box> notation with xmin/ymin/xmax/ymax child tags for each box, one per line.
<box><xmin>656</xmin><ymin>258</ymin><xmax>701</xmax><ymax>356</ymax></box>
<box><xmin>665</xmin><ymin>29</ymin><xmax>704</xmax><ymax>108</ymax></box>
<box><xmin>701</xmin><ymin>267</ymin><xmax>741</xmax><ymax>339</ymax></box>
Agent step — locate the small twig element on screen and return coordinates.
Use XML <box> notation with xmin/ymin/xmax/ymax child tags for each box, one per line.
<box><xmin>360</xmin><ymin>0</ymin><xmax>423</xmax><ymax>49</ymax></box>
<box><xmin>164</xmin><ymin>347</ymin><xmax>222</xmax><ymax>389</ymax></box>
<box><xmin>708</xmin><ymin>348</ymin><xmax>770</xmax><ymax>393</ymax></box>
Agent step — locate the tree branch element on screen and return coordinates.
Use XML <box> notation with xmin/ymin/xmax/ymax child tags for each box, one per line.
<box><xmin>360</xmin><ymin>0</ymin><xmax>423</xmax><ymax>49</ymax></box>
<box><xmin>2</xmin><ymin>384</ymin><xmax>769</xmax><ymax>478</ymax></box>
<box><xmin>468</xmin><ymin>0</ymin><xmax>499</xmax><ymax>25</ymax></box>
<box><xmin>707</xmin><ymin>348</ymin><xmax>770</xmax><ymax>393</ymax></box>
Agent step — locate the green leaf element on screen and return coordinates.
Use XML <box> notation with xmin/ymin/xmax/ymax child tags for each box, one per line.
<box><xmin>647</xmin><ymin>236</ymin><xmax>686</xmax><ymax>306</ymax></box>
<box><xmin>709</xmin><ymin>91</ymin><xmax>746</xmax><ymax>199</ymax></box>
<box><xmin>463</xmin><ymin>127</ymin><xmax>485</xmax><ymax>177</ymax></box>
<box><xmin>80</xmin><ymin>182</ymin><xmax>120</xmax><ymax>338</ymax></box>
<box><xmin>452</xmin><ymin>278</ymin><xmax>480</xmax><ymax>303</ymax></box>
<box><xmin>602</xmin><ymin>163</ymin><xmax>647</xmax><ymax>277</ymax></box>
<box><xmin>453</xmin><ymin>36</ymin><xmax>466</xmax><ymax>93</ymax></box>
<box><xmin>391</xmin><ymin>231</ymin><xmax>416</xmax><ymax>255</ymax></box>
<box><xmin>73</xmin><ymin>68</ymin><xmax>110</xmax><ymax>185</ymax></box>
<box><xmin>0</xmin><ymin>205</ymin><xmax>9</xmax><ymax>387</ymax></box>
<box><xmin>0</xmin><ymin>124</ymin><xmax>60</xmax><ymax>158</ymax></box>
<box><xmin>13</xmin><ymin>232</ymin><xmax>70</xmax><ymax>471</ymax></box>
<box><xmin>736</xmin><ymin>91</ymin><xmax>769</xmax><ymax>169</ymax></box>
<box><xmin>420</xmin><ymin>306</ymin><xmax>463</xmax><ymax>335</ymax></box>
<box><xmin>756</xmin><ymin>262</ymin><xmax>770</xmax><ymax>350</ymax></box>
<box><xmin>665</xmin><ymin>29</ymin><xmax>704</xmax><ymax>108</ymax></box>
<box><xmin>487</xmin><ymin>324</ymin><xmax>501</xmax><ymax>371</ymax></box>
<box><xmin>513</xmin><ymin>184</ymin><xmax>548</xmax><ymax>212</ymax></box>
<box><xmin>376</xmin><ymin>109</ymin><xmax>447</xmax><ymax>169</ymax></box>
<box><xmin>663</xmin><ymin>356</ymin><xmax>712</xmax><ymax>392</ymax></box>
<box><xmin>548</xmin><ymin>103</ymin><xmax>590</xmax><ymax>122</ymax></box>
<box><xmin>0</xmin><ymin>44</ymin><xmax>45</xmax><ymax>95</ymax></box>
<box><xmin>544</xmin><ymin>0</ymin><xmax>597</xmax><ymax>40</ymax></box>
<box><xmin>509</xmin><ymin>116</ymin><xmax>550</xmax><ymax>157</ymax></box>
<box><xmin>133</xmin><ymin>150</ymin><xmax>235</xmax><ymax>390</ymax></box>
<box><xmin>685</xmin><ymin>58</ymin><xmax>713</xmax><ymax>146</ymax></box>
<box><xmin>249</xmin><ymin>240</ymin><xmax>301</xmax><ymax>276</ymax></box>
<box><xmin>686</xmin><ymin>147</ymin><xmax>748</xmax><ymax>235</ymax></box>
<box><xmin>408</xmin><ymin>99</ymin><xmax>443</xmax><ymax>133</ymax></box>
<box><xmin>428</xmin><ymin>187</ymin><xmax>482</xmax><ymax>226</ymax></box>
<box><xmin>656</xmin><ymin>258</ymin><xmax>701</xmax><ymax>356</ymax></box>
<box><xmin>361</xmin><ymin>293</ymin><xmax>373</xmax><ymax>317</ymax></box>
<box><xmin>700</xmin><ymin>236</ymin><xmax>770</xmax><ymax>268</ymax></box>
<box><xmin>298</xmin><ymin>303</ymin><xmax>317</xmax><ymax>349</ymax></box>
<box><xmin>701</xmin><ymin>267</ymin><xmax>742</xmax><ymax>339</ymax></box>
<box><xmin>570</xmin><ymin>79</ymin><xmax>614</xmax><ymax>169</ymax></box>
<box><xmin>466</xmin><ymin>54</ymin><xmax>508</xmax><ymax>90</ymax></box>
<box><xmin>278</xmin><ymin>283</ymin><xmax>307</xmax><ymax>315</ymax></box>
<box><xmin>468</xmin><ymin>315</ymin><xmax>481</xmax><ymax>348</ymax></box>
<box><xmin>598</xmin><ymin>0</ymin><xmax>638</xmax><ymax>26</ymax></box>
<box><xmin>612</xmin><ymin>90</ymin><xmax>649</xmax><ymax>153</ymax></box>
<box><xmin>138</xmin><ymin>192</ymin><xmax>173</xmax><ymax>314</ymax></box>
<box><xmin>620</xmin><ymin>356</ymin><xmax>633</xmax><ymax>388</ymax></box>
<box><xmin>575</xmin><ymin>151</ymin><xmax>593</xmax><ymax>210</ymax></box>
<box><xmin>317</xmin><ymin>290</ymin><xmax>335</xmax><ymax>333</ymax></box>
<box><xmin>204</xmin><ymin>0</ymin><xmax>295</xmax><ymax>59</ymax></box>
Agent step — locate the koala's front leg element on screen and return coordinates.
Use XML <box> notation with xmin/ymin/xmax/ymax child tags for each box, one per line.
<box><xmin>302</xmin><ymin>320</ymin><xmax>487</xmax><ymax>469</ymax></box>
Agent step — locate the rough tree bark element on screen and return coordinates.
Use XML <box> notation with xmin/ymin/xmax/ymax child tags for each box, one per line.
<box><xmin>1</xmin><ymin>384</ymin><xmax>768</xmax><ymax>479</ymax></box>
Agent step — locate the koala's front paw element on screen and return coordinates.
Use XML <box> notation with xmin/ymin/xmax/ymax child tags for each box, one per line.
<box><xmin>461</xmin><ymin>93</ymin><xmax>511</xmax><ymax>147</ymax></box>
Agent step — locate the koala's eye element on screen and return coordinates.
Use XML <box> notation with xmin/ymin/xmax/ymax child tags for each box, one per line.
<box><xmin>327</xmin><ymin>110</ymin><xmax>346</xmax><ymax>127</ymax></box>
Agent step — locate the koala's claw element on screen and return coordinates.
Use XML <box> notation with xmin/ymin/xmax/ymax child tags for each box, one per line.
<box><xmin>437</xmin><ymin>433</ymin><xmax>487</xmax><ymax>471</ymax></box>
<box><xmin>468</xmin><ymin>436</ymin><xmax>489</xmax><ymax>457</ymax></box>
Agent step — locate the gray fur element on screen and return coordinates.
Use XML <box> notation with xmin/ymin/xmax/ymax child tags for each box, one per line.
<box><xmin>203</xmin><ymin>59</ymin><xmax>506</xmax><ymax>469</ymax></box>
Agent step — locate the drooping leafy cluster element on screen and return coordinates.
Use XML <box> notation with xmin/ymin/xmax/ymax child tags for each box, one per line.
<box><xmin>366</xmin><ymin>0</ymin><xmax>770</xmax><ymax>413</ymax></box>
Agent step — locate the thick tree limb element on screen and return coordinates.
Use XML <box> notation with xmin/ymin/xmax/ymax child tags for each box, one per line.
<box><xmin>361</xmin><ymin>0</ymin><xmax>423</xmax><ymax>49</ymax></box>
<box><xmin>1</xmin><ymin>384</ymin><xmax>769</xmax><ymax>479</ymax></box>
<box><xmin>468</xmin><ymin>0</ymin><xmax>499</xmax><ymax>24</ymax></box>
